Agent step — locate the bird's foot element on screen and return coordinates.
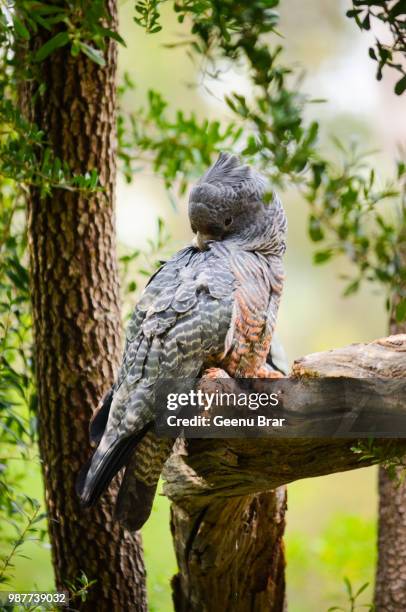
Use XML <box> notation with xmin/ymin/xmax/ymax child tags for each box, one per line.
<box><xmin>202</xmin><ymin>367</ymin><xmax>230</xmax><ymax>379</ymax></box>
<box><xmin>256</xmin><ymin>364</ymin><xmax>284</xmax><ymax>379</ymax></box>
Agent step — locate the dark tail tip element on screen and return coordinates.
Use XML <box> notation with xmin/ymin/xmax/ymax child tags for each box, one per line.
<box><xmin>76</xmin><ymin>457</ymin><xmax>94</xmax><ymax>507</ymax></box>
<box><xmin>76</xmin><ymin>424</ymin><xmax>153</xmax><ymax>509</ymax></box>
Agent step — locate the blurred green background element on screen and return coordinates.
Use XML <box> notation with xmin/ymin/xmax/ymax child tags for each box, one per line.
<box><xmin>6</xmin><ymin>0</ymin><xmax>405</xmax><ymax>609</ymax></box>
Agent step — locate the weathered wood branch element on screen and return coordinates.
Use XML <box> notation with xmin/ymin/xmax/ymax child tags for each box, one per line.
<box><xmin>165</xmin><ymin>334</ymin><xmax>406</xmax><ymax>612</ymax></box>
<box><xmin>165</xmin><ymin>334</ymin><xmax>406</xmax><ymax>508</ymax></box>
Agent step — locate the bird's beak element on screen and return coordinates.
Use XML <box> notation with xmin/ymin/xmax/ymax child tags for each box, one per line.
<box><xmin>193</xmin><ymin>231</ymin><xmax>215</xmax><ymax>251</ymax></box>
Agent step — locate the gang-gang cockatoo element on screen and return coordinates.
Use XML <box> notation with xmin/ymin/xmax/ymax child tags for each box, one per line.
<box><xmin>77</xmin><ymin>152</ymin><xmax>287</xmax><ymax>530</ymax></box>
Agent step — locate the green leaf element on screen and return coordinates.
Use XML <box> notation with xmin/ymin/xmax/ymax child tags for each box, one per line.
<box><xmin>77</xmin><ymin>42</ymin><xmax>106</xmax><ymax>66</ymax></box>
<box><xmin>308</xmin><ymin>215</ymin><xmax>324</xmax><ymax>242</ymax></box>
<box><xmin>362</xmin><ymin>14</ymin><xmax>371</xmax><ymax>30</ymax></box>
<box><xmin>395</xmin><ymin>75</ymin><xmax>406</xmax><ymax>96</ymax></box>
<box><xmin>368</xmin><ymin>47</ymin><xmax>376</xmax><ymax>60</ymax></box>
<box><xmin>313</xmin><ymin>249</ymin><xmax>333</xmax><ymax>264</ymax></box>
<box><xmin>397</xmin><ymin>161</ymin><xmax>406</xmax><ymax>179</ymax></box>
<box><xmin>34</xmin><ymin>31</ymin><xmax>70</xmax><ymax>62</ymax></box>
<box><xmin>13</xmin><ymin>16</ymin><xmax>30</xmax><ymax>40</ymax></box>
<box><xmin>343</xmin><ymin>279</ymin><xmax>360</xmax><ymax>297</ymax></box>
<box><xmin>100</xmin><ymin>28</ymin><xmax>127</xmax><ymax>46</ymax></box>
<box><xmin>390</xmin><ymin>1</ymin><xmax>406</xmax><ymax>18</ymax></box>
<box><xmin>346</xmin><ymin>9</ymin><xmax>362</xmax><ymax>18</ymax></box>
<box><xmin>343</xmin><ymin>576</ymin><xmax>353</xmax><ymax>597</ymax></box>
<box><xmin>354</xmin><ymin>581</ymin><xmax>369</xmax><ymax>598</ymax></box>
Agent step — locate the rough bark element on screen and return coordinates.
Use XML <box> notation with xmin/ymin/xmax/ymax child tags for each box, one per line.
<box><xmin>21</xmin><ymin>5</ymin><xmax>147</xmax><ymax>610</ymax></box>
<box><xmin>170</xmin><ymin>489</ymin><xmax>287</xmax><ymax>612</ymax></box>
<box><xmin>375</xmin><ymin>250</ymin><xmax>406</xmax><ymax>612</ymax></box>
<box><xmin>166</xmin><ymin>335</ymin><xmax>406</xmax><ymax>611</ymax></box>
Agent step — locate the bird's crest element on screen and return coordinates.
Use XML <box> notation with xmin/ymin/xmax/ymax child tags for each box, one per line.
<box><xmin>190</xmin><ymin>152</ymin><xmax>267</xmax><ymax>203</ymax></box>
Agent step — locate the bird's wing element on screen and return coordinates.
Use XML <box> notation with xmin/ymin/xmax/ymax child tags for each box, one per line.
<box><xmin>77</xmin><ymin>244</ymin><xmax>235</xmax><ymax>508</ymax></box>
<box><xmin>88</xmin><ymin>249</ymin><xmax>179</xmax><ymax>444</ymax></box>
<box><xmin>88</xmin><ymin>246</ymin><xmax>196</xmax><ymax>446</ymax></box>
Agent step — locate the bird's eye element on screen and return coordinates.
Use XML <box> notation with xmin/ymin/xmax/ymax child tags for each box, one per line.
<box><xmin>224</xmin><ymin>217</ymin><xmax>233</xmax><ymax>227</ymax></box>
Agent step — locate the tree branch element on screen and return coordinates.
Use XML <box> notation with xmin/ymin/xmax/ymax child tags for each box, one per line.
<box><xmin>164</xmin><ymin>334</ymin><xmax>406</xmax><ymax>511</ymax></box>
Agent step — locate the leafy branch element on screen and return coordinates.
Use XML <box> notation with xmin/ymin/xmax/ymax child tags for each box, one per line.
<box><xmin>12</xmin><ymin>0</ymin><xmax>125</xmax><ymax>66</ymax></box>
<box><xmin>118</xmin><ymin>80</ymin><xmax>242</xmax><ymax>191</ymax></box>
<box><xmin>347</xmin><ymin>1</ymin><xmax>406</xmax><ymax>95</ymax></box>
<box><xmin>328</xmin><ymin>577</ymin><xmax>374</xmax><ymax>612</ymax></box>
<box><xmin>352</xmin><ymin>438</ymin><xmax>406</xmax><ymax>484</ymax></box>
<box><xmin>0</xmin><ymin>496</ymin><xmax>46</xmax><ymax>585</ymax></box>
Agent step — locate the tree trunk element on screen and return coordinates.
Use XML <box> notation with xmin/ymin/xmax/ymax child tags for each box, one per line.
<box><xmin>171</xmin><ymin>489</ymin><xmax>286</xmax><ymax>612</ymax></box>
<box><xmin>376</xmin><ymin>466</ymin><xmax>406</xmax><ymax>611</ymax></box>
<box><xmin>375</xmin><ymin>250</ymin><xmax>406</xmax><ymax>612</ymax></box>
<box><xmin>20</xmin><ymin>3</ymin><xmax>147</xmax><ymax>609</ymax></box>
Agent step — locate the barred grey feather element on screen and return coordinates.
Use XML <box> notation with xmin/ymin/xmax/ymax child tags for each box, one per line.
<box><xmin>114</xmin><ymin>433</ymin><xmax>173</xmax><ymax>531</ymax></box>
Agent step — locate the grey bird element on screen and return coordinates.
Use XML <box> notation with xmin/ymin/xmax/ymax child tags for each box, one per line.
<box><xmin>77</xmin><ymin>152</ymin><xmax>287</xmax><ymax>530</ymax></box>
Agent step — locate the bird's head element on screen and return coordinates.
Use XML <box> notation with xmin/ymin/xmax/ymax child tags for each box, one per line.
<box><xmin>188</xmin><ymin>152</ymin><xmax>283</xmax><ymax>251</ymax></box>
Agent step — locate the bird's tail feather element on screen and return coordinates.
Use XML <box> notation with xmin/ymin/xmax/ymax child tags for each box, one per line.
<box><xmin>115</xmin><ymin>475</ymin><xmax>158</xmax><ymax>532</ymax></box>
<box><xmin>76</xmin><ymin>423</ymin><xmax>151</xmax><ymax>508</ymax></box>
<box><xmin>114</xmin><ymin>432</ymin><xmax>174</xmax><ymax>531</ymax></box>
